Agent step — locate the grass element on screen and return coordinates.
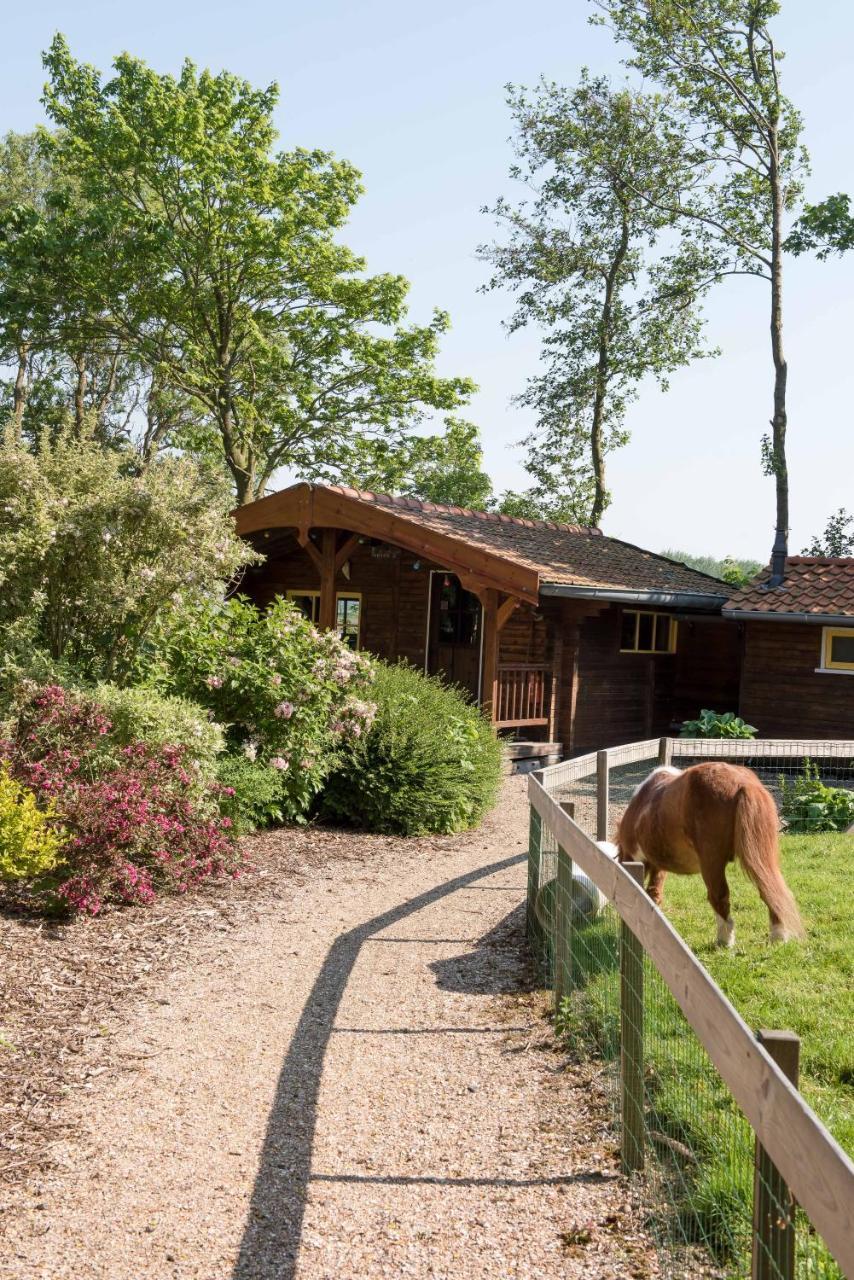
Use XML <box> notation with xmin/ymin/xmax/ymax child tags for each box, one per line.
<box><xmin>552</xmin><ymin>832</ymin><xmax>853</xmax><ymax>1277</ymax></box>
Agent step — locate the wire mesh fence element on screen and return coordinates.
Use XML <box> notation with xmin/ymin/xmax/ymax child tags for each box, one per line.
<box><xmin>527</xmin><ymin>737</ymin><xmax>854</xmax><ymax>1280</ymax></box>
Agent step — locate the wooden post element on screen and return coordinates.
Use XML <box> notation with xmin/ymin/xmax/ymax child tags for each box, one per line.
<box><xmin>752</xmin><ymin>1031</ymin><xmax>800</xmax><ymax>1280</ymax></box>
<box><xmin>554</xmin><ymin>842</ymin><xmax>574</xmax><ymax>1005</ymax></box>
<box><xmin>620</xmin><ymin>860</ymin><xmax>645</xmax><ymax>1174</ymax></box>
<box><xmin>658</xmin><ymin>736</ymin><xmax>672</xmax><ymax>766</ymax></box>
<box><xmin>526</xmin><ymin>804</ymin><xmax>542</xmax><ymax>946</ymax></box>
<box><xmin>480</xmin><ymin>587</ymin><xmax>499</xmax><ymax>720</ymax></box>
<box><xmin>596</xmin><ymin>749</ymin><xmax>610</xmax><ymax>842</ymax></box>
<box><xmin>318</xmin><ymin>529</ymin><xmax>337</xmax><ymax>632</ymax></box>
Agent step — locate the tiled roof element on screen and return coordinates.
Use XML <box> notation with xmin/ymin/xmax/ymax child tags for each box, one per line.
<box><xmin>724</xmin><ymin>557</ymin><xmax>854</xmax><ymax>620</ymax></box>
<box><xmin>322</xmin><ymin>486</ymin><xmax>729</xmax><ymax>598</ymax></box>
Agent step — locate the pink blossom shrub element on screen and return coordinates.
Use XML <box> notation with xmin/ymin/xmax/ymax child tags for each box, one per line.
<box><xmin>1</xmin><ymin>685</ymin><xmax>240</xmax><ymax>914</ymax></box>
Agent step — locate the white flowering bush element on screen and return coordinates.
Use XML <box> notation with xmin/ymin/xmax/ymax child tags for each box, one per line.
<box><xmin>0</xmin><ymin>426</ymin><xmax>255</xmax><ymax>687</ymax></box>
<box><xmin>150</xmin><ymin>595</ymin><xmax>376</xmax><ymax>822</ymax></box>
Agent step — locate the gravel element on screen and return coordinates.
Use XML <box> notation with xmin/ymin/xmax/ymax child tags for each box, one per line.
<box><xmin>2</xmin><ymin>778</ymin><xmax>665</xmax><ymax>1279</ymax></box>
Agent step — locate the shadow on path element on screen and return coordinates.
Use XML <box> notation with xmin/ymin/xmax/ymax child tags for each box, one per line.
<box><xmin>232</xmin><ymin>852</ymin><xmax>525</xmax><ymax>1280</ymax></box>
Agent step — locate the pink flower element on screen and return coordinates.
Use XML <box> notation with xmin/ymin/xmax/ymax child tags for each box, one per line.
<box><xmin>270</xmin><ymin>756</ymin><xmax>289</xmax><ymax>771</ymax></box>
<box><xmin>274</xmin><ymin>701</ymin><xmax>294</xmax><ymax>719</ymax></box>
<box><xmin>271</xmin><ymin>674</ymin><xmax>282</xmax><ymax>686</ymax></box>
<box><xmin>206</xmin><ymin>676</ymin><xmax>223</xmax><ymax>689</ymax></box>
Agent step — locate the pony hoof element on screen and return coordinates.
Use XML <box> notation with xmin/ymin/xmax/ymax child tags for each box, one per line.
<box><xmin>715</xmin><ymin>917</ymin><xmax>736</xmax><ymax>948</ymax></box>
<box><xmin>769</xmin><ymin>924</ymin><xmax>790</xmax><ymax>944</ymax></box>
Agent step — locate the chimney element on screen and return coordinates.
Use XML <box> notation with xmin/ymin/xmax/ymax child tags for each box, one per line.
<box><xmin>767</xmin><ymin>528</ymin><xmax>788</xmax><ymax>587</ymax></box>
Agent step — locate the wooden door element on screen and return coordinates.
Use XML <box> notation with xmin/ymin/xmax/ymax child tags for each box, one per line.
<box><xmin>427</xmin><ymin>573</ymin><xmax>482</xmax><ymax>701</ymax></box>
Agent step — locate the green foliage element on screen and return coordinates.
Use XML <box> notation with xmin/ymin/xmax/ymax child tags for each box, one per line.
<box><xmin>321</xmin><ymin>662</ymin><xmax>502</xmax><ymax>835</ymax></box>
<box><xmin>785</xmin><ymin>193</ymin><xmax>854</xmax><ymax>261</ymax></box>
<box><xmin>0</xmin><ymin>765</ymin><xmax>64</xmax><ymax>881</ymax></box>
<box><xmin>335</xmin><ymin>418</ymin><xmax>494</xmax><ymax>509</ymax></box>
<box><xmin>90</xmin><ymin>684</ymin><xmax>224</xmax><ymax>776</ymax></box>
<box><xmin>680</xmin><ymin>710</ymin><xmax>757</xmax><ymax>739</ymax></box>
<box><xmin>481</xmin><ymin>72</ymin><xmax>714</xmax><ymax>526</ymax></box>
<box><xmin>801</xmin><ymin>508</ymin><xmax>854</xmax><ymax>557</ymax></box>
<box><xmin>150</xmin><ymin>594</ymin><xmax>376</xmax><ymax>823</ymax></box>
<box><xmin>0</xmin><ymin>428</ymin><xmax>254</xmax><ymax>683</ymax></box>
<box><xmin>216</xmin><ymin>754</ymin><xmax>288</xmax><ymax>834</ymax></box>
<box><xmin>661</xmin><ymin>549</ymin><xmax>763</xmax><ymax>587</ymax></box>
<box><xmin>39</xmin><ymin>38</ymin><xmax>474</xmax><ymax>503</ymax></box>
<box><xmin>780</xmin><ymin>760</ymin><xmax>854</xmax><ymax>833</ymax></box>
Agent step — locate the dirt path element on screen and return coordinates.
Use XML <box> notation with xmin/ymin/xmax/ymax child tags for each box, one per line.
<box><xmin>3</xmin><ymin>779</ymin><xmax>658</xmax><ymax>1280</ymax></box>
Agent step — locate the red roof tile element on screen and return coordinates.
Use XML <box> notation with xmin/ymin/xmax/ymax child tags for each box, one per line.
<box><xmin>724</xmin><ymin>557</ymin><xmax>854</xmax><ymax>620</ymax></box>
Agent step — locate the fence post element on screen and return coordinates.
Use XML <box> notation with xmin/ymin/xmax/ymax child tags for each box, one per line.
<box><xmin>658</xmin><ymin>736</ymin><xmax>672</xmax><ymax>766</ymax></box>
<box><xmin>526</xmin><ymin>802</ymin><xmax>542</xmax><ymax>947</ymax></box>
<box><xmin>596</xmin><ymin>749</ymin><xmax>610</xmax><ymax>842</ymax></box>
<box><xmin>752</xmin><ymin>1030</ymin><xmax>800</xmax><ymax>1280</ymax></box>
<box><xmin>554</xmin><ymin>852</ymin><xmax>573</xmax><ymax>1008</ymax></box>
<box><xmin>620</xmin><ymin>861</ymin><xmax>645</xmax><ymax>1174</ymax></box>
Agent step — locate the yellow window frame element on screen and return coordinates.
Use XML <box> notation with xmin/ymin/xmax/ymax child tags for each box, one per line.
<box><xmin>821</xmin><ymin>626</ymin><xmax>854</xmax><ymax>671</ymax></box>
<box><xmin>285</xmin><ymin>589</ymin><xmax>363</xmax><ymax>648</ymax></box>
<box><xmin>619</xmin><ymin>609</ymin><xmax>677</xmax><ymax>655</ymax></box>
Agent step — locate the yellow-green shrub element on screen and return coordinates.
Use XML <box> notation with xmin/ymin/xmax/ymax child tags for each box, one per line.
<box><xmin>0</xmin><ymin>765</ymin><xmax>64</xmax><ymax>881</ymax></box>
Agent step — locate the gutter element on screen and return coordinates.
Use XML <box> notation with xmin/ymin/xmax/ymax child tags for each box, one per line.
<box><xmin>540</xmin><ymin>583</ymin><xmax>727</xmax><ymax>610</ymax></box>
<box><xmin>723</xmin><ymin>608</ymin><xmax>854</xmax><ymax>626</ymax></box>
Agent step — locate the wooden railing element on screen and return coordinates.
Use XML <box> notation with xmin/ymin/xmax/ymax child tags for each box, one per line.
<box><xmin>495</xmin><ymin>663</ymin><xmax>550</xmax><ymax>728</ymax></box>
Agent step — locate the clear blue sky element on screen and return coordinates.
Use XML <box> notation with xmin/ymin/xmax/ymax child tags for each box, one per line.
<box><xmin>2</xmin><ymin>0</ymin><xmax>852</xmax><ymax>560</ymax></box>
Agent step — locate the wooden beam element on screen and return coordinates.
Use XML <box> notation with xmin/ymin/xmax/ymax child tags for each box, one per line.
<box><xmin>297</xmin><ymin>529</ymin><xmax>323</xmax><ymax>574</ymax></box>
<box><xmin>496</xmin><ymin>595</ymin><xmax>519</xmax><ymax>632</ymax></box>
<box><xmin>318</xmin><ymin>529</ymin><xmax>337</xmax><ymax>631</ymax></box>
<box><xmin>334</xmin><ymin>533</ymin><xmax>361</xmax><ymax>576</ymax></box>
<box><xmin>480</xmin><ymin>587</ymin><xmax>499</xmax><ymax>720</ymax></box>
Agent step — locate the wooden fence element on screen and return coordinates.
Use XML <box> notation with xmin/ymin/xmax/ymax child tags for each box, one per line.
<box><xmin>529</xmin><ymin>736</ymin><xmax>854</xmax><ymax>1279</ymax></box>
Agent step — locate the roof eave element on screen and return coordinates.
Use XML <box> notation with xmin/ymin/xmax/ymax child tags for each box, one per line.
<box><xmin>540</xmin><ymin>583</ymin><xmax>727</xmax><ymax>610</ymax></box>
<box><xmin>723</xmin><ymin>608</ymin><xmax>854</xmax><ymax>626</ymax></box>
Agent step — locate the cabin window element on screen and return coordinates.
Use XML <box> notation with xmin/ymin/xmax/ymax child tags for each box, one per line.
<box><xmin>286</xmin><ymin>590</ymin><xmax>362</xmax><ymax>649</ymax></box>
<box><xmin>619</xmin><ymin>609</ymin><xmax>677</xmax><ymax>654</ymax></box>
<box><xmin>437</xmin><ymin>576</ymin><xmax>481</xmax><ymax>647</ymax></box>
<box><xmin>821</xmin><ymin>626</ymin><xmax>854</xmax><ymax>672</ymax></box>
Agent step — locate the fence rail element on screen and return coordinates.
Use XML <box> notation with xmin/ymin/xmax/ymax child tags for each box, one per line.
<box><xmin>495</xmin><ymin>663</ymin><xmax>550</xmax><ymax>728</ymax></box>
<box><xmin>528</xmin><ymin>736</ymin><xmax>854</xmax><ymax>1279</ymax></box>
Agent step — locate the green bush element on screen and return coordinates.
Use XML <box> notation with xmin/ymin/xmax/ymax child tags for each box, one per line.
<box><xmin>779</xmin><ymin>759</ymin><xmax>854</xmax><ymax>833</ymax></box>
<box><xmin>0</xmin><ymin>764</ymin><xmax>64</xmax><ymax>881</ymax></box>
<box><xmin>320</xmin><ymin>662</ymin><xmax>503</xmax><ymax>835</ymax></box>
<box><xmin>680</xmin><ymin>709</ymin><xmax>757</xmax><ymax>739</ymax></box>
<box><xmin>216</xmin><ymin>754</ymin><xmax>289</xmax><ymax>834</ymax></box>
<box><xmin>91</xmin><ymin>684</ymin><xmax>224</xmax><ymax>776</ymax></box>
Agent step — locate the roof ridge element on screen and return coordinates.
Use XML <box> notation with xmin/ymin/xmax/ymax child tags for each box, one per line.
<box><xmin>786</xmin><ymin>555</ymin><xmax>854</xmax><ymax>567</ymax></box>
<box><xmin>322</xmin><ymin>484</ymin><xmax>602</xmax><ymax>535</ymax></box>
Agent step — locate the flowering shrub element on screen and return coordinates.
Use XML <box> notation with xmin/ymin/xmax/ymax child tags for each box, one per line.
<box><xmin>91</xmin><ymin>683</ymin><xmax>224</xmax><ymax>778</ymax></box>
<box><xmin>150</xmin><ymin>596</ymin><xmax>376</xmax><ymax>822</ymax></box>
<box><xmin>1</xmin><ymin>685</ymin><xmax>239</xmax><ymax>913</ymax></box>
<box><xmin>321</xmin><ymin>662</ymin><xmax>502</xmax><ymax>835</ymax></box>
<box><xmin>216</xmin><ymin>755</ymin><xmax>288</xmax><ymax>834</ymax></box>
<box><xmin>0</xmin><ymin>765</ymin><xmax>65</xmax><ymax>881</ymax></box>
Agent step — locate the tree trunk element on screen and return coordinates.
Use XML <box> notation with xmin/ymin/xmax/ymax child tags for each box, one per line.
<box><xmin>769</xmin><ymin>131</ymin><xmax>789</xmax><ymax>566</ymax></box>
<box><xmin>73</xmin><ymin>354</ymin><xmax>88</xmax><ymax>435</ymax></box>
<box><xmin>590</xmin><ymin>215</ymin><xmax>630</xmax><ymax>527</ymax></box>
<box><xmin>219</xmin><ymin>397</ymin><xmax>256</xmax><ymax>505</ymax></box>
<box><xmin>12</xmin><ymin>340</ymin><xmax>29</xmax><ymax>436</ymax></box>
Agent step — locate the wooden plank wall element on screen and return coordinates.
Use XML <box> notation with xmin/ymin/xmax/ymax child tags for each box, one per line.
<box><xmin>739</xmin><ymin>621</ymin><xmax>854</xmax><ymax>738</ymax></box>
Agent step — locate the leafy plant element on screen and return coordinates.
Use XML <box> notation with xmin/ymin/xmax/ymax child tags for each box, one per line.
<box><xmin>0</xmin><ymin>764</ymin><xmax>64</xmax><ymax>881</ymax></box>
<box><xmin>91</xmin><ymin>683</ymin><xmax>224</xmax><ymax>777</ymax></box>
<box><xmin>680</xmin><ymin>710</ymin><xmax>757</xmax><ymax>740</ymax></box>
<box><xmin>321</xmin><ymin>662</ymin><xmax>502</xmax><ymax>835</ymax></box>
<box><xmin>216</xmin><ymin>754</ymin><xmax>289</xmax><ymax>835</ymax></box>
<box><xmin>150</xmin><ymin>595</ymin><xmax>376</xmax><ymax>823</ymax></box>
<box><xmin>779</xmin><ymin>760</ymin><xmax>854</xmax><ymax>833</ymax></box>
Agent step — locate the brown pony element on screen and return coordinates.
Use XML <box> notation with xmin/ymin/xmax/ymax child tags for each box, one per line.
<box><xmin>616</xmin><ymin>763</ymin><xmax>804</xmax><ymax>946</ymax></box>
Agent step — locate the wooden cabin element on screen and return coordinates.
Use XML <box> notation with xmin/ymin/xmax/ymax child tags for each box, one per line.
<box><xmin>233</xmin><ymin>483</ymin><xmax>740</xmax><ymax>761</ymax></box>
<box><xmin>724</xmin><ymin>557</ymin><xmax>854</xmax><ymax>739</ymax></box>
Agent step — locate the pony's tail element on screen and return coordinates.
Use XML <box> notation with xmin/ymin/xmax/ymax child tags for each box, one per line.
<box><xmin>734</xmin><ymin>786</ymin><xmax>804</xmax><ymax>940</ymax></box>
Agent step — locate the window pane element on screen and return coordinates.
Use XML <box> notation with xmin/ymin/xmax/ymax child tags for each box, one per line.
<box><xmin>830</xmin><ymin>632</ymin><xmax>854</xmax><ymax>665</ymax></box>
<box><xmin>654</xmin><ymin>615</ymin><xmax>672</xmax><ymax>652</ymax></box>
<box><xmin>290</xmin><ymin>594</ymin><xmax>318</xmax><ymax>621</ymax></box>
<box><xmin>336</xmin><ymin>596</ymin><xmax>360</xmax><ymax>649</ymax></box>
<box><xmin>637</xmin><ymin>613</ymin><xmax>655</xmax><ymax>652</ymax></box>
<box><xmin>620</xmin><ymin>611</ymin><xmax>637</xmax><ymax>650</ymax></box>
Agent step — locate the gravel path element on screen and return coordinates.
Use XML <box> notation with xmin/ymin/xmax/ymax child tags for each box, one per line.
<box><xmin>3</xmin><ymin>779</ymin><xmax>660</xmax><ymax>1280</ymax></box>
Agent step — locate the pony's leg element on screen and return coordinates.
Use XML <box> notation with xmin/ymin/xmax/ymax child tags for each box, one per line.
<box><xmin>646</xmin><ymin>866</ymin><xmax>667</xmax><ymax>905</ymax></box>
<box><xmin>701</xmin><ymin>865</ymin><xmax>735</xmax><ymax>948</ymax></box>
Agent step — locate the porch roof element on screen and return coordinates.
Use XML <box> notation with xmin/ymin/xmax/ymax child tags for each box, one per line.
<box><xmin>234</xmin><ymin>483</ymin><xmax>729</xmax><ymax>606</ymax></box>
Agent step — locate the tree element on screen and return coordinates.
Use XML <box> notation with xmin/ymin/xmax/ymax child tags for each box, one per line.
<box><xmin>661</xmin><ymin>547</ymin><xmax>763</xmax><ymax>584</ymax></box>
<box><xmin>41</xmin><ymin>38</ymin><xmax>474</xmax><ymax>503</ymax></box>
<box><xmin>593</xmin><ymin>0</ymin><xmax>809</xmax><ymax>570</ymax></box>
<box><xmin>481</xmin><ymin>74</ymin><xmax>712</xmax><ymax>526</ymax></box>
<box><xmin>785</xmin><ymin>193</ymin><xmax>854</xmax><ymax>260</ymax></box>
<box><xmin>333</xmin><ymin>419</ymin><xmax>494</xmax><ymax>508</ymax></box>
<box><xmin>802</xmin><ymin>509</ymin><xmax>854</xmax><ymax>557</ymax></box>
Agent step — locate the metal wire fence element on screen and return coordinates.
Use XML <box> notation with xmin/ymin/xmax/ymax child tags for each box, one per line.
<box><xmin>528</xmin><ymin>737</ymin><xmax>854</xmax><ymax>1280</ymax></box>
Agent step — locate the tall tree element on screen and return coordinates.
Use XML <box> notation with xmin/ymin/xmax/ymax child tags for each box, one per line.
<box><xmin>786</xmin><ymin>193</ymin><xmax>854</xmax><ymax>260</ymax></box>
<box><xmin>333</xmin><ymin>419</ymin><xmax>494</xmax><ymax>509</ymax></box>
<box><xmin>802</xmin><ymin>509</ymin><xmax>854</xmax><ymax>557</ymax></box>
<box><xmin>593</xmin><ymin>0</ymin><xmax>809</xmax><ymax>572</ymax></box>
<box><xmin>40</xmin><ymin>37</ymin><xmax>474</xmax><ymax>503</ymax></box>
<box><xmin>481</xmin><ymin>74</ymin><xmax>712</xmax><ymax>525</ymax></box>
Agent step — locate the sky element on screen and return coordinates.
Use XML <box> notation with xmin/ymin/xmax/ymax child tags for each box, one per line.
<box><xmin>1</xmin><ymin>0</ymin><xmax>852</xmax><ymax>561</ymax></box>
